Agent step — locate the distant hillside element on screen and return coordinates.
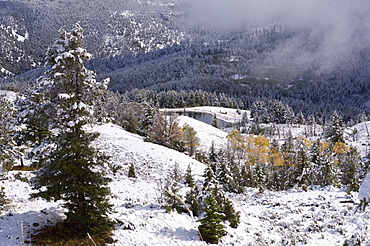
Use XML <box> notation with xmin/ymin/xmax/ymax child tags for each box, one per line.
<box><xmin>1</xmin><ymin>0</ymin><xmax>369</xmax><ymax>122</ymax></box>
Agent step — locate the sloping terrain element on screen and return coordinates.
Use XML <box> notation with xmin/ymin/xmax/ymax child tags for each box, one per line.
<box><xmin>1</xmin><ymin>117</ymin><xmax>370</xmax><ymax>245</ymax></box>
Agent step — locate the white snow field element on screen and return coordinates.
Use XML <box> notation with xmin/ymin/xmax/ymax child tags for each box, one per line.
<box><xmin>1</xmin><ymin>109</ymin><xmax>370</xmax><ymax>245</ymax></box>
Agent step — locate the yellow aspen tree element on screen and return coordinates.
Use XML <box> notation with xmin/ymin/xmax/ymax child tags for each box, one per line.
<box><xmin>331</xmin><ymin>142</ymin><xmax>350</xmax><ymax>165</ymax></box>
<box><xmin>252</xmin><ymin>134</ymin><xmax>270</xmax><ymax>165</ymax></box>
<box><xmin>182</xmin><ymin>124</ymin><xmax>200</xmax><ymax>156</ymax></box>
<box><xmin>226</xmin><ymin>129</ymin><xmax>246</xmax><ymax>162</ymax></box>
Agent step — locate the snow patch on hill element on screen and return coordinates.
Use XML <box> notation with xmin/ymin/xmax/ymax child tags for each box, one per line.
<box><xmin>1</xmin><ymin>118</ymin><xmax>370</xmax><ymax>245</ymax></box>
<box><xmin>0</xmin><ymin>90</ymin><xmax>17</xmax><ymax>101</ymax></box>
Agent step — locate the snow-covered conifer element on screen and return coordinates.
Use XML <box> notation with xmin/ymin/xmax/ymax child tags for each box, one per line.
<box><xmin>184</xmin><ymin>165</ymin><xmax>201</xmax><ymax>216</ymax></box>
<box><xmin>138</xmin><ymin>102</ymin><xmax>156</xmax><ymax>137</ymax></box>
<box><xmin>28</xmin><ymin>24</ymin><xmax>113</xmax><ymax>234</ymax></box>
<box><xmin>211</xmin><ymin>113</ymin><xmax>219</xmax><ymax>128</ymax></box>
<box><xmin>0</xmin><ymin>96</ymin><xmax>18</xmax><ymax>172</ymax></box>
<box><xmin>163</xmin><ymin>162</ymin><xmax>184</xmax><ymax>213</ymax></box>
<box><xmin>197</xmin><ymin>192</ymin><xmax>226</xmax><ymax>244</ymax></box>
<box><xmin>325</xmin><ymin>111</ymin><xmax>345</xmax><ymax>143</ymax></box>
<box><xmin>340</xmin><ymin>146</ymin><xmax>361</xmax><ymax>192</ymax></box>
<box><xmin>222</xmin><ymin>197</ymin><xmax>240</xmax><ymax>229</ymax></box>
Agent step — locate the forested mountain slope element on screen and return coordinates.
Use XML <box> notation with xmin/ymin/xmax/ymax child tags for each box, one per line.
<box><xmin>0</xmin><ymin>0</ymin><xmax>369</xmax><ymax>122</ymax></box>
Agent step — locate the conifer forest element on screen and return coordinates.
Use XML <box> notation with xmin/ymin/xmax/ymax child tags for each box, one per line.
<box><xmin>0</xmin><ymin>0</ymin><xmax>370</xmax><ymax>245</ymax></box>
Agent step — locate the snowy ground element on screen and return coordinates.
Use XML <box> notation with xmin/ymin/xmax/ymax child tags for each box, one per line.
<box><xmin>1</xmin><ymin>108</ymin><xmax>370</xmax><ymax>245</ymax></box>
<box><xmin>164</xmin><ymin>106</ymin><xmax>249</xmax><ymax>125</ymax></box>
<box><xmin>0</xmin><ymin>90</ymin><xmax>17</xmax><ymax>101</ymax></box>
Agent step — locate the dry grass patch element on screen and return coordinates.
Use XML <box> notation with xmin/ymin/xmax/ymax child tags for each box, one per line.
<box><xmin>30</xmin><ymin>221</ymin><xmax>115</xmax><ymax>246</ymax></box>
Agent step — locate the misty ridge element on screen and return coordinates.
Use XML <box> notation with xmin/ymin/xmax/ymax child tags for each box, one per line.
<box><xmin>189</xmin><ymin>0</ymin><xmax>370</xmax><ymax>74</ymax></box>
<box><xmin>0</xmin><ymin>0</ymin><xmax>369</xmax><ymax>123</ymax></box>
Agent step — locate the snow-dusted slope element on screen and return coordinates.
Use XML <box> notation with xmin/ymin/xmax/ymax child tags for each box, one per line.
<box><xmin>92</xmin><ymin>123</ymin><xmax>206</xmax><ymax>178</ymax></box>
<box><xmin>0</xmin><ymin>90</ymin><xmax>17</xmax><ymax>101</ymax></box>
<box><xmin>1</xmin><ymin>122</ymin><xmax>370</xmax><ymax>245</ymax></box>
<box><xmin>178</xmin><ymin>115</ymin><xmax>228</xmax><ymax>151</ymax></box>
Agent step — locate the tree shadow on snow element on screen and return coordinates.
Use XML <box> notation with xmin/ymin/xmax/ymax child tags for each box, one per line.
<box><xmin>0</xmin><ymin>207</ymin><xmax>64</xmax><ymax>245</ymax></box>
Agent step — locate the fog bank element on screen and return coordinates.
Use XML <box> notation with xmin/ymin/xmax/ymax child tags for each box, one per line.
<box><xmin>188</xmin><ymin>0</ymin><xmax>370</xmax><ymax>73</ymax></box>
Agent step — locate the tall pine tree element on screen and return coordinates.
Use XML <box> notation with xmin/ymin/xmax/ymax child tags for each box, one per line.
<box><xmin>28</xmin><ymin>24</ymin><xmax>113</xmax><ymax>234</ymax></box>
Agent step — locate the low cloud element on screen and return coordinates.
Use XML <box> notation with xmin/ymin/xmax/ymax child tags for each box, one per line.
<box><xmin>188</xmin><ymin>0</ymin><xmax>370</xmax><ymax>73</ymax></box>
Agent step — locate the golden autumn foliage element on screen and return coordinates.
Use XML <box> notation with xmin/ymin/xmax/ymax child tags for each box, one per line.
<box><xmin>269</xmin><ymin>146</ymin><xmax>284</xmax><ymax>166</ymax></box>
<box><xmin>296</xmin><ymin>136</ymin><xmax>313</xmax><ymax>149</ymax></box>
<box><xmin>226</xmin><ymin>129</ymin><xmax>246</xmax><ymax>150</ymax></box>
<box><xmin>226</xmin><ymin>129</ymin><xmax>247</xmax><ymax>160</ymax></box>
<box><xmin>225</xmin><ymin>130</ymin><xmax>353</xmax><ymax>177</ymax></box>
<box><xmin>332</xmin><ymin>142</ymin><xmax>350</xmax><ymax>155</ymax></box>
<box><xmin>246</xmin><ymin>135</ymin><xmax>270</xmax><ymax>165</ymax></box>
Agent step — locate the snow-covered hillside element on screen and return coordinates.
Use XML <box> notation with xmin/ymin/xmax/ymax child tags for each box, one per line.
<box><xmin>0</xmin><ymin>90</ymin><xmax>17</xmax><ymax>101</ymax></box>
<box><xmin>1</xmin><ymin>116</ymin><xmax>370</xmax><ymax>245</ymax></box>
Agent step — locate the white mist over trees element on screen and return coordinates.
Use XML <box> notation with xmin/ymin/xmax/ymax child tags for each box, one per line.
<box><xmin>188</xmin><ymin>0</ymin><xmax>370</xmax><ymax>73</ymax></box>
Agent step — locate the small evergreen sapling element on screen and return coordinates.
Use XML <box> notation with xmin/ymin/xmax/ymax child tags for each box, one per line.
<box><xmin>163</xmin><ymin>162</ymin><xmax>184</xmax><ymax>213</ymax></box>
<box><xmin>197</xmin><ymin>193</ymin><xmax>226</xmax><ymax>244</ymax></box>
<box><xmin>184</xmin><ymin>164</ymin><xmax>201</xmax><ymax>216</ymax></box>
<box><xmin>223</xmin><ymin>197</ymin><xmax>241</xmax><ymax>229</ymax></box>
<box><xmin>340</xmin><ymin>147</ymin><xmax>361</xmax><ymax>192</ymax></box>
<box><xmin>128</xmin><ymin>163</ymin><xmax>137</xmax><ymax>178</ymax></box>
<box><xmin>184</xmin><ymin>164</ymin><xmax>195</xmax><ymax>187</ymax></box>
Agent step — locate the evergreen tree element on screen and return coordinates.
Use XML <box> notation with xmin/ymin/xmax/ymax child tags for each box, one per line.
<box><xmin>220</xmin><ymin>157</ymin><xmax>244</xmax><ymax>193</ymax></box>
<box><xmin>250</xmin><ymin>100</ymin><xmax>267</xmax><ymax>124</ymax></box>
<box><xmin>137</xmin><ymin>102</ymin><xmax>156</xmax><ymax>137</ymax></box>
<box><xmin>29</xmin><ymin>24</ymin><xmax>113</xmax><ymax>234</ymax></box>
<box><xmin>267</xmin><ymin>139</ymin><xmax>284</xmax><ymax>190</ymax></box>
<box><xmin>307</xmin><ymin>115</ymin><xmax>317</xmax><ymax>136</ymax></box>
<box><xmin>296</xmin><ymin>111</ymin><xmax>306</xmax><ymax>125</ymax></box>
<box><xmin>184</xmin><ymin>164</ymin><xmax>201</xmax><ymax>217</ymax></box>
<box><xmin>294</xmin><ymin>144</ymin><xmax>311</xmax><ymax>190</ymax></box>
<box><xmin>280</xmin><ymin>131</ymin><xmax>296</xmax><ymax>189</ymax></box>
<box><xmin>197</xmin><ymin>193</ymin><xmax>226</xmax><ymax>244</ymax></box>
<box><xmin>253</xmin><ymin>163</ymin><xmax>268</xmax><ymax>191</ymax></box>
<box><xmin>185</xmin><ymin>185</ymin><xmax>201</xmax><ymax>217</ymax></box>
<box><xmin>17</xmin><ymin>85</ymin><xmax>53</xmax><ymax>168</ymax></box>
<box><xmin>325</xmin><ymin>111</ymin><xmax>345</xmax><ymax>143</ymax></box>
<box><xmin>217</xmin><ymin>153</ymin><xmax>233</xmax><ymax>192</ymax></box>
<box><xmin>211</xmin><ymin>113</ymin><xmax>219</xmax><ymax>128</ymax></box>
<box><xmin>121</xmin><ymin>102</ymin><xmax>142</xmax><ymax>133</ymax></box>
<box><xmin>163</xmin><ymin>162</ymin><xmax>184</xmax><ymax>213</ymax></box>
<box><xmin>222</xmin><ymin>197</ymin><xmax>241</xmax><ymax>229</ymax></box>
<box><xmin>128</xmin><ymin>163</ymin><xmax>136</xmax><ymax>178</ymax></box>
<box><xmin>340</xmin><ymin>146</ymin><xmax>361</xmax><ymax>192</ymax></box>
<box><xmin>0</xmin><ymin>96</ymin><xmax>19</xmax><ymax>172</ymax></box>
<box><xmin>209</xmin><ymin>141</ymin><xmax>217</xmax><ymax>163</ymax></box>
<box><xmin>309</xmin><ymin>140</ymin><xmax>335</xmax><ymax>186</ymax></box>
<box><xmin>184</xmin><ymin>164</ymin><xmax>195</xmax><ymax>187</ymax></box>
<box><xmin>203</xmin><ymin>161</ymin><xmax>218</xmax><ymax>192</ymax></box>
